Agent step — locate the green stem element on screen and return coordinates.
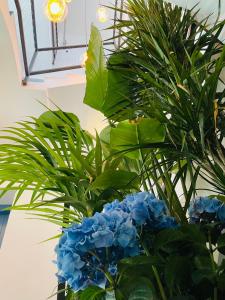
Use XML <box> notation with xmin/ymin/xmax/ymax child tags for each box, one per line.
<box><xmin>208</xmin><ymin>232</ymin><xmax>216</xmax><ymax>273</ymax></box>
<box><xmin>208</xmin><ymin>231</ymin><xmax>217</xmax><ymax>300</ymax></box>
<box><xmin>137</xmin><ymin>160</ymin><xmax>149</xmax><ymax>192</ymax></box>
<box><xmin>152</xmin><ymin>266</ymin><xmax>168</xmax><ymax>300</ymax></box>
<box><xmin>140</xmin><ymin>150</ymin><xmax>153</xmax><ymax>192</ymax></box>
<box><xmin>105</xmin><ymin>271</ymin><xmax>116</xmax><ymax>289</ymax></box>
<box><xmin>142</xmin><ymin>242</ymin><xmax>167</xmax><ymax>300</ymax></box>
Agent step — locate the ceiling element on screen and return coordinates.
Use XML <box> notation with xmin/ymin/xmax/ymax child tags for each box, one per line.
<box><xmin>7</xmin><ymin>0</ymin><xmax>117</xmax><ymax>83</ymax></box>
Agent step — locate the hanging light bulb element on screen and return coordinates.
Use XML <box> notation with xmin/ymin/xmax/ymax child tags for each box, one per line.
<box><xmin>45</xmin><ymin>0</ymin><xmax>68</xmax><ymax>23</ymax></box>
<box><xmin>80</xmin><ymin>51</ymin><xmax>88</xmax><ymax>67</ymax></box>
<box><xmin>97</xmin><ymin>6</ymin><xmax>109</xmax><ymax>23</ymax></box>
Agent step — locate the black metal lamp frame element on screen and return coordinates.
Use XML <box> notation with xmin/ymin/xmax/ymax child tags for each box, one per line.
<box><xmin>14</xmin><ymin>0</ymin><xmax>116</xmax><ymax>85</ymax></box>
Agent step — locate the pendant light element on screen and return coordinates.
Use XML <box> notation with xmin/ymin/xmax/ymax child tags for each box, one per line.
<box><xmin>45</xmin><ymin>0</ymin><xmax>68</xmax><ymax>23</ymax></box>
<box><xmin>97</xmin><ymin>6</ymin><xmax>109</xmax><ymax>23</ymax></box>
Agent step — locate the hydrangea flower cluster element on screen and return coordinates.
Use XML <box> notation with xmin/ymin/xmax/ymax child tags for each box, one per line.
<box><xmin>188</xmin><ymin>196</ymin><xmax>225</xmax><ymax>224</ymax></box>
<box><xmin>104</xmin><ymin>192</ymin><xmax>177</xmax><ymax>229</ymax></box>
<box><xmin>55</xmin><ymin>192</ymin><xmax>177</xmax><ymax>292</ymax></box>
<box><xmin>56</xmin><ymin>210</ymin><xmax>139</xmax><ymax>291</ymax></box>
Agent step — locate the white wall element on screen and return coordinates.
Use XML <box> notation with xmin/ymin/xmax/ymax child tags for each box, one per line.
<box><xmin>0</xmin><ymin>7</ymin><xmax>58</xmax><ymax>300</ymax></box>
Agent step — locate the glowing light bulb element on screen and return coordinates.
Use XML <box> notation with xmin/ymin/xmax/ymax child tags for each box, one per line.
<box><xmin>81</xmin><ymin>51</ymin><xmax>88</xmax><ymax>67</ymax></box>
<box><xmin>50</xmin><ymin>3</ymin><xmax>61</xmax><ymax>14</ymax></box>
<box><xmin>45</xmin><ymin>0</ymin><xmax>68</xmax><ymax>23</ymax></box>
<box><xmin>97</xmin><ymin>6</ymin><xmax>109</xmax><ymax>23</ymax></box>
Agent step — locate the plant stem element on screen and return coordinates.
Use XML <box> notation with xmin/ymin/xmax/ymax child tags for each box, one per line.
<box><xmin>208</xmin><ymin>231</ymin><xmax>217</xmax><ymax>300</ymax></box>
<box><xmin>142</xmin><ymin>242</ymin><xmax>167</xmax><ymax>300</ymax></box>
<box><xmin>208</xmin><ymin>232</ymin><xmax>216</xmax><ymax>273</ymax></box>
<box><xmin>152</xmin><ymin>266</ymin><xmax>168</xmax><ymax>300</ymax></box>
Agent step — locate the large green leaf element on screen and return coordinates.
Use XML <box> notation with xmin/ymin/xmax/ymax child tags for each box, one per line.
<box><xmin>80</xmin><ymin>286</ymin><xmax>106</xmax><ymax>300</ymax></box>
<box><xmin>84</xmin><ymin>25</ymin><xmax>108</xmax><ymax>111</ymax></box>
<box><xmin>91</xmin><ymin>170</ymin><xmax>140</xmax><ymax>190</ymax></box>
<box><xmin>102</xmin><ymin>52</ymin><xmax>136</xmax><ymax>120</ymax></box>
<box><xmin>165</xmin><ymin>256</ymin><xmax>191</xmax><ymax>292</ymax></box>
<box><xmin>84</xmin><ymin>29</ymin><xmax>134</xmax><ymax>120</ymax></box>
<box><xmin>110</xmin><ymin>118</ymin><xmax>166</xmax><ymax>158</ymax></box>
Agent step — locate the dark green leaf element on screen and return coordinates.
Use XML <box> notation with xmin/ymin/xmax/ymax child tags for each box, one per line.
<box><xmin>218</xmin><ymin>233</ymin><xmax>225</xmax><ymax>255</ymax></box>
<box><xmin>80</xmin><ymin>286</ymin><xmax>106</xmax><ymax>300</ymax></box>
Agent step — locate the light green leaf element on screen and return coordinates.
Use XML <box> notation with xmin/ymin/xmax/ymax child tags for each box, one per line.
<box><xmin>84</xmin><ymin>24</ymin><xmax>108</xmax><ymax>110</ymax></box>
<box><xmin>110</xmin><ymin>118</ymin><xmax>165</xmax><ymax>158</ymax></box>
<box><xmin>100</xmin><ymin>125</ymin><xmax>111</xmax><ymax>145</ymax></box>
<box><xmin>95</xmin><ymin>132</ymin><xmax>103</xmax><ymax>176</ymax></box>
<box><xmin>91</xmin><ymin>170</ymin><xmax>140</xmax><ymax>190</ymax></box>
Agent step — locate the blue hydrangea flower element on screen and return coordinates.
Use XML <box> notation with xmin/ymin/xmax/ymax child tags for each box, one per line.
<box><xmin>188</xmin><ymin>197</ymin><xmax>224</xmax><ymax>223</ymax></box>
<box><xmin>55</xmin><ymin>210</ymin><xmax>140</xmax><ymax>292</ymax></box>
<box><xmin>56</xmin><ymin>191</ymin><xmax>178</xmax><ymax>292</ymax></box>
<box><xmin>123</xmin><ymin>192</ymin><xmax>177</xmax><ymax>229</ymax></box>
<box><xmin>218</xmin><ymin>204</ymin><xmax>225</xmax><ymax>222</ymax></box>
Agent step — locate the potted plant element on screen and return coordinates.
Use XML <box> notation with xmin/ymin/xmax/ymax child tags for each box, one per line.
<box><xmin>1</xmin><ymin>0</ymin><xmax>225</xmax><ymax>299</ymax></box>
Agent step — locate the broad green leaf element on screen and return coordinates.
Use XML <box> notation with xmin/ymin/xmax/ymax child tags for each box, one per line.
<box><xmin>38</xmin><ymin>110</ymin><xmax>79</xmax><ymax>128</ymax></box>
<box><xmin>110</xmin><ymin>118</ymin><xmax>165</xmax><ymax>159</ymax></box>
<box><xmin>165</xmin><ymin>256</ymin><xmax>191</xmax><ymax>292</ymax></box>
<box><xmin>84</xmin><ymin>25</ymin><xmax>108</xmax><ymax>110</ymax></box>
<box><xmin>80</xmin><ymin>286</ymin><xmax>106</xmax><ymax>300</ymax></box>
<box><xmin>154</xmin><ymin>228</ymin><xmax>185</xmax><ymax>250</ymax></box>
<box><xmin>118</xmin><ymin>256</ymin><xmax>159</xmax><ymax>280</ymax></box>
<box><xmin>102</xmin><ymin>52</ymin><xmax>135</xmax><ymax>120</ymax></box>
<box><xmin>100</xmin><ymin>125</ymin><xmax>111</xmax><ymax>145</ymax></box>
<box><xmin>91</xmin><ymin>170</ymin><xmax>140</xmax><ymax>190</ymax></box>
<box><xmin>66</xmin><ymin>289</ymin><xmax>81</xmax><ymax>300</ymax></box>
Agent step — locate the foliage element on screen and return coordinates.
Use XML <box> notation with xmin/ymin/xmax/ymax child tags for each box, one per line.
<box><xmin>84</xmin><ymin>0</ymin><xmax>225</xmax><ymax>195</ymax></box>
<box><xmin>0</xmin><ymin>0</ymin><xmax>225</xmax><ymax>299</ymax></box>
<box><xmin>0</xmin><ymin>109</ymin><xmax>144</xmax><ymax>226</ymax></box>
<box><xmin>82</xmin><ymin>0</ymin><xmax>225</xmax><ymax>222</ymax></box>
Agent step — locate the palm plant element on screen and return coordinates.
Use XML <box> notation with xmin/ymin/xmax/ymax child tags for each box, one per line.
<box><xmin>83</xmin><ymin>0</ymin><xmax>225</xmax><ymax>212</ymax></box>
<box><xmin>105</xmin><ymin>0</ymin><xmax>225</xmax><ymax>153</ymax></box>
<box><xmin>0</xmin><ymin>109</ymin><xmax>141</xmax><ymax>227</ymax></box>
